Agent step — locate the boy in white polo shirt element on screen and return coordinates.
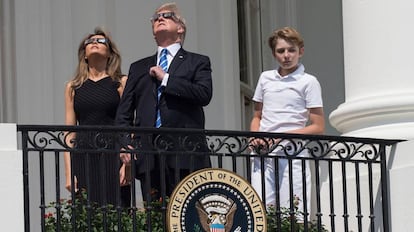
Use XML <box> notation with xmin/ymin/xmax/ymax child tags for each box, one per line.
<box><xmin>250</xmin><ymin>27</ymin><xmax>325</xmax><ymax>216</ymax></box>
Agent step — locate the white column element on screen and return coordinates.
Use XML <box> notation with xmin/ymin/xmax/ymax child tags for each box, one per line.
<box><xmin>0</xmin><ymin>124</ymin><xmax>24</xmax><ymax>230</ymax></box>
<box><xmin>329</xmin><ymin>0</ymin><xmax>414</xmax><ymax>140</ymax></box>
<box><xmin>389</xmin><ymin>140</ymin><xmax>414</xmax><ymax>231</ymax></box>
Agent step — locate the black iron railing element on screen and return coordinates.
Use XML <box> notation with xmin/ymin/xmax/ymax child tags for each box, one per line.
<box><xmin>17</xmin><ymin>125</ymin><xmax>402</xmax><ymax>232</ymax></box>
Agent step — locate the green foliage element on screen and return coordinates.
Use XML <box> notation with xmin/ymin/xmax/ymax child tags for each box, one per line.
<box><xmin>266</xmin><ymin>205</ymin><xmax>328</xmax><ymax>232</ymax></box>
<box><xmin>45</xmin><ymin>191</ymin><xmax>327</xmax><ymax>231</ymax></box>
<box><xmin>44</xmin><ymin>190</ymin><xmax>164</xmax><ymax>232</ymax></box>
<box><xmin>266</xmin><ymin>196</ymin><xmax>328</xmax><ymax>232</ymax></box>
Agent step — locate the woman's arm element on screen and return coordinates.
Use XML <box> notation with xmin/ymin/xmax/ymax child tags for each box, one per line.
<box><xmin>64</xmin><ymin>82</ymin><xmax>77</xmax><ymax>191</ymax></box>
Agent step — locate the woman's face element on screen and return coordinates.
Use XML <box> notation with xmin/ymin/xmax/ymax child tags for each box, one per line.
<box><xmin>84</xmin><ymin>35</ymin><xmax>110</xmax><ymax>59</ymax></box>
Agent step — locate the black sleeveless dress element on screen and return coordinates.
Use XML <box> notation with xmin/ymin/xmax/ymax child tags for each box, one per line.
<box><xmin>73</xmin><ymin>76</ymin><xmax>121</xmax><ymax>206</ymax></box>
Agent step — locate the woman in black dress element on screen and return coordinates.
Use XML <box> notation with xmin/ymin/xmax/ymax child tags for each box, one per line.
<box><xmin>64</xmin><ymin>27</ymin><xmax>129</xmax><ymax>207</ymax></box>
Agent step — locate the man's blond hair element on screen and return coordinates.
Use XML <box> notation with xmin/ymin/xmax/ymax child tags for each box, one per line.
<box><xmin>154</xmin><ymin>2</ymin><xmax>186</xmax><ymax>44</ymax></box>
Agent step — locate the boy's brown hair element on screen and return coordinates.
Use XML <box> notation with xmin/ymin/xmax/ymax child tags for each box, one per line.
<box><xmin>268</xmin><ymin>27</ymin><xmax>304</xmax><ymax>53</ymax></box>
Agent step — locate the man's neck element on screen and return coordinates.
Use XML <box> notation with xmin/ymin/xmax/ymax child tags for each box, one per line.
<box><xmin>156</xmin><ymin>35</ymin><xmax>181</xmax><ymax>48</ymax></box>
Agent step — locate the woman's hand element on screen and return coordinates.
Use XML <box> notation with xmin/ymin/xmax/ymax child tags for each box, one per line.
<box><xmin>65</xmin><ymin>175</ymin><xmax>78</xmax><ymax>192</ymax></box>
<box><xmin>119</xmin><ymin>163</ymin><xmax>131</xmax><ymax>186</ymax></box>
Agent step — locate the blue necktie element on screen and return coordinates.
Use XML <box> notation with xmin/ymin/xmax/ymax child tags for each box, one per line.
<box><xmin>156</xmin><ymin>48</ymin><xmax>168</xmax><ymax>128</ymax></box>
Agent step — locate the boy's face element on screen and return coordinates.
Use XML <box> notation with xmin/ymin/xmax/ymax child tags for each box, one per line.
<box><xmin>273</xmin><ymin>38</ymin><xmax>304</xmax><ymax>75</ymax></box>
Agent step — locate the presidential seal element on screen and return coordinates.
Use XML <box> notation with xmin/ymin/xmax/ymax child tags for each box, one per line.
<box><xmin>167</xmin><ymin>168</ymin><xmax>267</xmax><ymax>232</ymax></box>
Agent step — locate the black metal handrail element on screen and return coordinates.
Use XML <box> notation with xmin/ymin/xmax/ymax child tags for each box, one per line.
<box><xmin>17</xmin><ymin>125</ymin><xmax>403</xmax><ymax>232</ymax></box>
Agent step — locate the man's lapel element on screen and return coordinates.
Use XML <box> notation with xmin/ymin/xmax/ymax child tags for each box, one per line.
<box><xmin>168</xmin><ymin>48</ymin><xmax>186</xmax><ymax>75</ymax></box>
<box><xmin>149</xmin><ymin>54</ymin><xmax>158</xmax><ymax>100</ymax></box>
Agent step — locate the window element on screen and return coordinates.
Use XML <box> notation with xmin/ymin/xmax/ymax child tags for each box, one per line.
<box><xmin>237</xmin><ymin>0</ymin><xmax>264</xmax><ymax>130</ymax></box>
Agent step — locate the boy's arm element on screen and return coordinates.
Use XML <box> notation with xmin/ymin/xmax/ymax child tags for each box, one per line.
<box><xmin>250</xmin><ymin>102</ymin><xmax>263</xmax><ymax>132</ymax></box>
<box><xmin>289</xmin><ymin>107</ymin><xmax>325</xmax><ymax>135</ymax></box>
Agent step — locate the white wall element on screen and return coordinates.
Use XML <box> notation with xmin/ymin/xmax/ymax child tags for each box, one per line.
<box><xmin>388</xmin><ymin>140</ymin><xmax>414</xmax><ymax>231</ymax></box>
<box><xmin>4</xmin><ymin>0</ymin><xmax>345</xmax><ymax>134</ymax></box>
<box><xmin>9</xmin><ymin>0</ymin><xmax>241</xmax><ymax>131</ymax></box>
<box><xmin>0</xmin><ymin>124</ymin><xmax>24</xmax><ymax>230</ymax></box>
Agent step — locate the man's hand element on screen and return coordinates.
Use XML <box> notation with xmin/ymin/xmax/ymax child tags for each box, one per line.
<box><xmin>120</xmin><ymin>145</ymin><xmax>135</xmax><ymax>164</ymax></box>
<box><xmin>149</xmin><ymin>66</ymin><xmax>166</xmax><ymax>81</ymax></box>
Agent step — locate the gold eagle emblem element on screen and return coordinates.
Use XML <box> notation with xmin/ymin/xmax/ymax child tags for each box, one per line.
<box><xmin>195</xmin><ymin>194</ymin><xmax>237</xmax><ymax>232</ymax></box>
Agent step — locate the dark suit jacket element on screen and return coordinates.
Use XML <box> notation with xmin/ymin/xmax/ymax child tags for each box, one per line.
<box><xmin>115</xmin><ymin>48</ymin><xmax>212</xmax><ymax>173</ymax></box>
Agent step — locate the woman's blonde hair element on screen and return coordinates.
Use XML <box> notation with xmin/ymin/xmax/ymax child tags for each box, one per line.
<box><xmin>70</xmin><ymin>27</ymin><xmax>123</xmax><ymax>89</ymax></box>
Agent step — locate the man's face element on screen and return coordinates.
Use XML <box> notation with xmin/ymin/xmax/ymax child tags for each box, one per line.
<box><xmin>152</xmin><ymin>10</ymin><xmax>183</xmax><ymax>36</ymax></box>
<box><xmin>273</xmin><ymin>38</ymin><xmax>303</xmax><ymax>75</ymax></box>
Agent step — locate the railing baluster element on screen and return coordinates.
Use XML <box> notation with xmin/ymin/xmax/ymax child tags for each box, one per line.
<box><xmin>342</xmin><ymin>160</ymin><xmax>349</xmax><ymax>232</ymax></box>
<box><xmin>39</xmin><ymin>150</ymin><xmax>46</xmax><ymax>232</ymax></box>
<box><xmin>328</xmin><ymin>160</ymin><xmax>336</xmax><ymax>232</ymax></box>
<box><xmin>21</xmin><ymin>130</ymin><xmax>31</xmax><ymax>232</ymax></box>
<box><xmin>274</xmin><ymin>156</ymin><xmax>281</xmax><ymax>231</ymax></box>
<box><xmin>314</xmin><ymin>159</ymin><xmax>322</xmax><ymax>232</ymax></box>
<box><xmin>355</xmin><ymin>162</ymin><xmax>363</xmax><ymax>232</ymax></box>
<box><xmin>380</xmin><ymin>144</ymin><xmax>390</xmax><ymax>231</ymax></box>
<box><xmin>54</xmin><ymin>151</ymin><xmax>61</xmax><ymax>232</ymax></box>
<box><xmin>368</xmin><ymin>162</ymin><xmax>375</xmax><ymax>232</ymax></box>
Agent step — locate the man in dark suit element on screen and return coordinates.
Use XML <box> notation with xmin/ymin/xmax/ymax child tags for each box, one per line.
<box><xmin>116</xmin><ymin>2</ymin><xmax>212</xmax><ymax>200</ymax></box>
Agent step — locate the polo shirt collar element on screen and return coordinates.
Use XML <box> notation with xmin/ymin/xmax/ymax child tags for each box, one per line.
<box><xmin>275</xmin><ymin>63</ymin><xmax>305</xmax><ymax>80</ymax></box>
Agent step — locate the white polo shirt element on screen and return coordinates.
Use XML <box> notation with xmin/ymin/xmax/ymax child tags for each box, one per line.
<box><xmin>252</xmin><ymin>64</ymin><xmax>323</xmax><ymax>133</ymax></box>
